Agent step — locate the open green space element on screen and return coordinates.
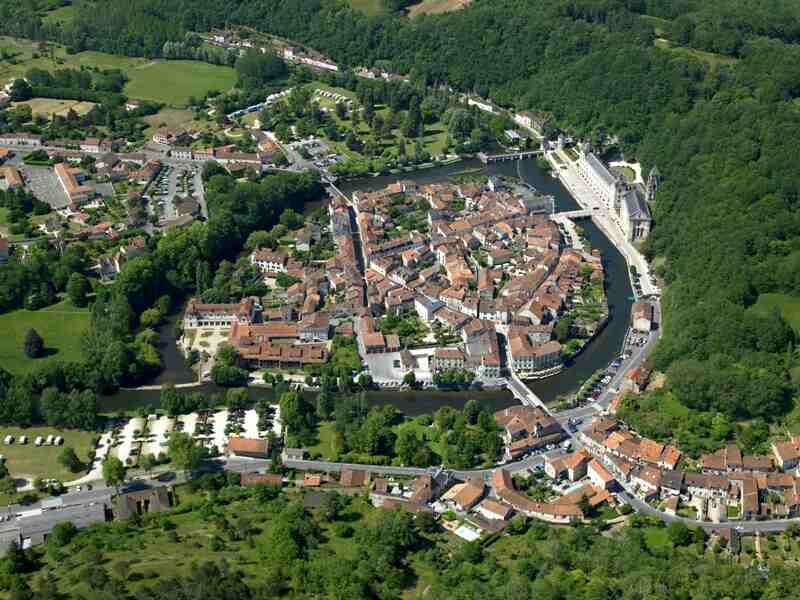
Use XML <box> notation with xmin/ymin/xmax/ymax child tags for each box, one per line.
<box><xmin>124</xmin><ymin>60</ymin><xmax>236</xmax><ymax>107</ymax></box>
<box><xmin>0</xmin><ymin>37</ymin><xmax>235</xmax><ymax>107</ymax></box>
<box><xmin>654</xmin><ymin>38</ymin><xmax>737</xmax><ymax>67</ymax></box>
<box><xmin>0</xmin><ymin>426</ymin><xmax>96</xmax><ymax>484</ymax></box>
<box><xmin>347</xmin><ymin>0</ymin><xmax>388</xmax><ymax>17</ymax></box>
<box><xmin>42</xmin><ymin>4</ymin><xmax>77</xmax><ymax>26</ymax></box>
<box><xmin>611</xmin><ymin>165</ymin><xmax>636</xmax><ymax>182</ymax></box>
<box><xmin>751</xmin><ymin>292</ymin><xmax>800</xmax><ymax>333</ymax></box>
<box><xmin>0</xmin><ymin>299</ymin><xmax>89</xmax><ymax>374</ymax></box>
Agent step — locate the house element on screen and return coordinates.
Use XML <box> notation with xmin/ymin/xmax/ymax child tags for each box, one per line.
<box><xmin>250</xmin><ymin>249</ymin><xmax>288</xmax><ymax>274</ymax></box>
<box><xmin>152</xmin><ymin>128</ymin><xmax>191</xmax><ymax>146</ymax></box>
<box><xmin>115</xmin><ymin>488</ymin><xmax>172</xmax><ymax>520</ymax></box>
<box><xmin>174</xmin><ymin>196</ymin><xmax>201</xmax><ymax>218</ymax></box>
<box><xmin>771</xmin><ymin>436</ymin><xmax>800</xmax><ymax>470</ymax></box>
<box><xmin>241</xmin><ymin>472</ymin><xmax>283</xmax><ymax>487</ymax></box>
<box><xmin>339</xmin><ymin>468</ymin><xmax>370</xmax><ymax>487</ymax></box>
<box><xmin>660</xmin><ymin>470</ymin><xmax>684</xmax><ymax>496</ymax></box>
<box><xmin>299</xmin><ymin>313</ymin><xmax>330</xmax><ymax>342</ymax></box>
<box><xmin>303</xmin><ymin>473</ymin><xmax>322</xmax><ymax>487</ymax></box>
<box><xmin>631</xmin><ymin>301</ymin><xmax>654</xmax><ymax>332</ymax></box>
<box><xmin>0</xmin><ymin>166</ymin><xmax>23</xmax><ymax>189</ymax></box>
<box><xmin>227</xmin><ymin>437</ymin><xmax>270</xmax><ymax>459</ymax></box>
<box><xmin>171</xmin><ymin>147</ymin><xmax>193</xmax><ymax>161</ymax></box>
<box><xmin>563</xmin><ymin>448</ymin><xmax>592</xmax><ymax>481</ymax></box>
<box><xmin>451</xmin><ymin>479</ymin><xmax>485</xmax><ymax>511</ymax></box>
<box><xmin>431</xmin><ymin>348</ymin><xmax>466</xmax><ymax>371</ymax></box>
<box><xmin>588</xmin><ymin>460</ymin><xmax>616</xmax><ymax>491</ymax></box>
<box><xmin>475</xmin><ymin>498</ymin><xmax>513</xmax><ymax>521</ymax></box>
<box><xmin>495</xmin><ymin>406</ymin><xmax>564</xmax><ymax>460</ymax></box>
<box><xmin>0</xmin><ymin>133</ymin><xmax>42</xmax><ymax>147</ymax></box>
<box><xmin>80</xmin><ymin>138</ymin><xmax>112</xmax><ymax>154</ymax></box>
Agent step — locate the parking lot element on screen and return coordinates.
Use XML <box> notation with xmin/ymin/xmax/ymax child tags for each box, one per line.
<box><xmin>146</xmin><ymin>163</ymin><xmax>200</xmax><ymax>223</ymax></box>
<box><xmin>22</xmin><ymin>166</ymin><xmax>69</xmax><ymax>209</ymax></box>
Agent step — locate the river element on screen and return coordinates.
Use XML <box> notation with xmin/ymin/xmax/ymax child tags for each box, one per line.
<box><xmin>100</xmin><ymin>158</ymin><xmax>632</xmax><ymax>412</ymax></box>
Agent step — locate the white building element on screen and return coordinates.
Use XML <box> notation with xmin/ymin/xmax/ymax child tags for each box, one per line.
<box><xmin>183</xmin><ymin>297</ymin><xmax>260</xmax><ymax>329</ymax></box>
<box><xmin>250</xmin><ymin>249</ymin><xmax>288</xmax><ymax>274</ymax></box>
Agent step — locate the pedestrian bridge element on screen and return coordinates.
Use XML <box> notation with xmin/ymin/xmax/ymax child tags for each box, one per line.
<box><xmin>553</xmin><ymin>210</ymin><xmax>592</xmax><ymax>219</ymax></box>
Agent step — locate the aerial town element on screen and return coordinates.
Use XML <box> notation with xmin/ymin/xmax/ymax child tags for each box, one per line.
<box><xmin>1</xmin><ymin>6</ymin><xmax>800</xmax><ymax>592</ymax></box>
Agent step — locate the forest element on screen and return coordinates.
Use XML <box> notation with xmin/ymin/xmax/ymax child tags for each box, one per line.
<box><xmin>1</xmin><ymin>0</ymin><xmax>797</xmax><ymax>420</ymax></box>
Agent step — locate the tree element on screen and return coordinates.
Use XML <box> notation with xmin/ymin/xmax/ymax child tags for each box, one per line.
<box><xmin>463</xmin><ymin>399</ymin><xmax>480</xmax><ymax>425</ymax></box>
<box><xmin>140</xmin><ymin>453</ymin><xmax>158</xmax><ymax>475</ymax></box>
<box><xmin>167</xmin><ymin>432</ymin><xmax>206</xmax><ymax>471</ymax></box>
<box><xmin>9</xmin><ymin>78</ymin><xmax>32</xmax><ymax>101</ymax></box>
<box><xmin>667</xmin><ymin>522</ymin><xmax>693</xmax><ymax>547</ymax></box>
<box><xmin>402</xmin><ymin>371</ymin><xmax>417</xmax><ymax>388</ymax></box>
<box><xmin>58</xmin><ymin>447</ymin><xmax>82</xmax><ymax>473</ymax></box>
<box><xmin>23</xmin><ymin>329</ymin><xmax>44</xmax><ymax>359</ymax></box>
<box><xmin>102</xmin><ymin>456</ymin><xmax>126</xmax><ymax>487</ymax></box>
<box><xmin>66</xmin><ymin>273</ymin><xmax>90</xmax><ymax>307</ymax></box>
<box><xmin>48</xmin><ymin>522</ymin><xmax>78</xmax><ymax>548</ymax></box>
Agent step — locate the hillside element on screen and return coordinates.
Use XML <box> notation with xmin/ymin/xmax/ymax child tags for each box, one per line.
<box><xmin>2</xmin><ymin>475</ymin><xmax>799</xmax><ymax>599</ymax></box>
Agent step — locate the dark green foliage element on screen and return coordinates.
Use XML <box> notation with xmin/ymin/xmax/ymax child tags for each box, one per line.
<box><xmin>23</xmin><ymin>329</ymin><xmax>44</xmax><ymax>359</ymax></box>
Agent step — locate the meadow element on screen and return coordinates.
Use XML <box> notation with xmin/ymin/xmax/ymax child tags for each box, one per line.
<box><xmin>0</xmin><ymin>299</ymin><xmax>89</xmax><ymax>374</ymax></box>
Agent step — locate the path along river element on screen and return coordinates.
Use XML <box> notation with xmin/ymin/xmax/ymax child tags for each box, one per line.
<box><xmin>100</xmin><ymin>158</ymin><xmax>633</xmax><ymax>414</ymax></box>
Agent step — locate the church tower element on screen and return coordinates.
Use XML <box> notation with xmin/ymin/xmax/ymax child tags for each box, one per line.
<box><xmin>646</xmin><ymin>166</ymin><xmax>661</xmax><ymax>203</ymax></box>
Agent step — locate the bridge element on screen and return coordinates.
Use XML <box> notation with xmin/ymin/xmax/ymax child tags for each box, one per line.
<box><xmin>477</xmin><ymin>150</ymin><xmax>541</xmax><ymax>163</ymax></box>
<box><xmin>553</xmin><ymin>209</ymin><xmax>592</xmax><ymax>219</ymax></box>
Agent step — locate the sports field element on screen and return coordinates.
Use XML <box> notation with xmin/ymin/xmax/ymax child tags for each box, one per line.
<box><xmin>0</xmin><ymin>299</ymin><xmax>90</xmax><ymax>375</ymax></box>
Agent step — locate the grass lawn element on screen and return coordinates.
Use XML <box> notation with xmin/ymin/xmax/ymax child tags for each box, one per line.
<box><xmin>611</xmin><ymin>165</ymin><xmax>636</xmax><ymax>182</ymax></box>
<box><xmin>639</xmin><ymin>14</ymin><xmax>671</xmax><ymax>37</ymax></box>
<box><xmin>347</xmin><ymin>0</ymin><xmax>388</xmax><ymax>17</ymax></box>
<box><xmin>0</xmin><ymin>426</ymin><xmax>96</xmax><ymax>484</ymax></box>
<box><xmin>307</xmin><ymin>421</ymin><xmax>340</xmax><ymax>459</ymax></box>
<box><xmin>751</xmin><ymin>293</ymin><xmax>800</xmax><ymax>333</ymax></box>
<box><xmin>654</xmin><ymin>38</ymin><xmax>737</xmax><ymax>67</ymax></box>
<box><xmin>143</xmin><ymin>108</ymin><xmax>212</xmax><ymax>139</ymax></box>
<box><xmin>0</xmin><ymin>299</ymin><xmax>90</xmax><ymax>374</ymax></box>
<box><xmin>124</xmin><ymin>60</ymin><xmax>237</xmax><ymax>107</ymax></box>
<box><xmin>42</xmin><ymin>4</ymin><xmax>77</xmax><ymax>26</ymax></box>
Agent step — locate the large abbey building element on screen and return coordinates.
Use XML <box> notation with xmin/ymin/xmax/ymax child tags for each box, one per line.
<box><xmin>574</xmin><ymin>144</ymin><xmax>657</xmax><ymax>242</ymax></box>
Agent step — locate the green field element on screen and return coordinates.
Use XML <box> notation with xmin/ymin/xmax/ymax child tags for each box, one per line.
<box><xmin>348</xmin><ymin>0</ymin><xmax>388</xmax><ymax>16</ymax></box>
<box><xmin>124</xmin><ymin>60</ymin><xmax>237</xmax><ymax>107</ymax></box>
<box><xmin>42</xmin><ymin>4</ymin><xmax>77</xmax><ymax>26</ymax></box>
<box><xmin>0</xmin><ymin>37</ymin><xmax>236</xmax><ymax>107</ymax></box>
<box><xmin>751</xmin><ymin>293</ymin><xmax>800</xmax><ymax>332</ymax></box>
<box><xmin>0</xmin><ymin>299</ymin><xmax>90</xmax><ymax>374</ymax></box>
<box><xmin>0</xmin><ymin>426</ymin><xmax>96</xmax><ymax>484</ymax></box>
<box><xmin>654</xmin><ymin>38</ymin><xmax>737</xmax><ymax>67</ymax></box>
